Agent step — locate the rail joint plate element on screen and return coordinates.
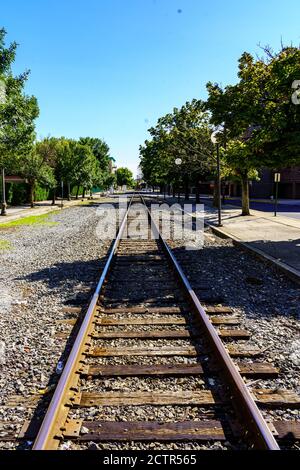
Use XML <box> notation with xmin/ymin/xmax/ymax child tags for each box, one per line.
<box><xmin>63</xmin><ymin>419</ymin><xmax>83</xmax><ymax>438</ymax></box>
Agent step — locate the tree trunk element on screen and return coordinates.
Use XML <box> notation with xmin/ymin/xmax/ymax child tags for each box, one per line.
<box><xmin>67</xmin><ymin>182</ymin><xmax>71</xmax><ymax>201</ymax></box>
<box><xmin>29</xmin><ymin>181</ymin><xmax>35</xmax><ymax>208</ymax></box>
<box><xmin>82</xmin><ymin>188</ymin><xmax>86</xmax><ymax>200</ymax></box>
<box><xmin>172</xmin><ymin>186</ymin><xmax>176</xmax><ymax>198</ymax></box>
<box><xmin>195</xmin><ymin>180</ymin><xmax>200</xmax><ymax>204</ymax></box>
<box><xmin>52</xmin><ymin>188</ymin><xmax>56</xmax><ymax>205</ymax></box>
<box><xmin>184</xmin><ymin>179</ymin><xmax>190</xmax><ymax>201</ymax></box>
<box><xmin>222</xmin><ymin>182</ymin><xmax>226</xmax><ymax>204</ymax></box>
<box><xmin>76</xmin><ymin>186</ymin><xmax>80</xmax><ymax>200</ymax></box>
<box><xmin>241</xmin><ymin>172</ymin><xmax>250</xmax><ymax>216</ymax></box>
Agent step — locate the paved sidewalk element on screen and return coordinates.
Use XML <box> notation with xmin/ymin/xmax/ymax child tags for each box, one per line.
<box><xmin>153</xmin><ymin>193</ymin><xmax>300</xmax><ymax>284</ymax></box>
<box><xmin>204</xmin><ymin>202</ymin><xmax>300</xmax><ymax>283</ymax></box>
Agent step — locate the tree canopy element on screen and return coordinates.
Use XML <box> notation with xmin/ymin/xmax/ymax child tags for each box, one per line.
<box><xmin>0</xmin><ymin>28</ymin><xmax>39</xmax><ymax>175</ymax></box>
<box><xmin>115</xmin><ymin>167</ymin><xmax>135</xmax><ymax>188</ymax></box>
<box><xmin>140</xmin><ymin>100</ymin><xmax>215</xmax><ymax>201</ymax></box>
<box><xmin>140</xmin><ymin>45</ymin><xmax>300</xmax><ymax>214</ymax></box>
<box><xmin>206</xmin><ymin>46</ymin><xmax>300</xmax><ymax>214</ymax></box>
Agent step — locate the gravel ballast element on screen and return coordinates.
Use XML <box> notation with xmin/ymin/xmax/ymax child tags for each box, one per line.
<box><xmin>169</xmin><ymin>227</ymin><xmax>300</xmax><ymax>426</ymax></box>
<box><xmin>0</xmin><ymin>203</ymin><xmax>111</xmax><ymax>449</ymax></box>
<box><xmin>0</xmin><ymin>200</ymin><xmax>299</xmax><ymax>451</ymax></box>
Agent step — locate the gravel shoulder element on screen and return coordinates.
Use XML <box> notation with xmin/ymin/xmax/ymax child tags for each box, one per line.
<box><xmin>0</xmin><ymin>201</ymin><xmax>299</xmax><ymax>451</ymax></box>
<box><xmin>0</xmin><ymin>202</ymin><xmax>111</xmax><ymax>449</ymax></box>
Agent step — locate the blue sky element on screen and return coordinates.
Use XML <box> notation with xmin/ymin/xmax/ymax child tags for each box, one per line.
<box><xmin>2</xmin><ymin>0</ymin><xmax>300</xmax><ymax>175</ymax></box>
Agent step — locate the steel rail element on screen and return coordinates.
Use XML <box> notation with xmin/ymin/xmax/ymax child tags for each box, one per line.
<box><xmin>33</xmin><ymin>195</ymin><xmax>134</xmax><ymax>450</ymax></box>
<box><xmin>141</xmin><ymin>194</ymin><xmax>280</xmax><ymax>450</ymax></box>
<box><xmin>33</xmin><ymin>193</ymin><xmax>279</xmax><ymax>450</ymax></box>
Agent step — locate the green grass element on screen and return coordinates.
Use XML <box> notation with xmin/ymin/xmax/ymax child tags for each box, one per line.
<box><xmin>0</xmin><ymin>239</ymin><xmax>12</xmax><ymax>251</ymax></box>
<box><xmin>0</xmin><ymin>211</ymin><xmax>59</xmax><ymax>229</ymax></box>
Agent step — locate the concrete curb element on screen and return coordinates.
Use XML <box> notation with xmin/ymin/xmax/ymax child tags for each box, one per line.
<box><xmin>205</xmin><ymin>221</ymin><xmax>300</xmax><ymax>286</ymax></box>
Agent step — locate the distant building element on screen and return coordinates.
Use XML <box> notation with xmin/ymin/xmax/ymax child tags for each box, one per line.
<box><xmin>136</xmin><ymin>166</ymin><xmax>144</xmax><ymax>188</ymax></box>
<box><xmin>229</xmin><ymin>166</ymin><xmax>300</xmax><ymax>199</ymax></box>
<box><xmin>108</xmin><ymin>157</ymin><xmax>117</xmax><ymax>174</ymax></box>
<box><xmin>278</xmin><ymin>167</ymin><xmax>300</xmax><ymax>198</ymax></box>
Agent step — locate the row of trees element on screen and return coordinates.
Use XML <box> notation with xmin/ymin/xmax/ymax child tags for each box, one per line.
<box><xmin>24</xmin><ymin>136</ymin><xmax>114</xmax><ymax>207</ymax></box>
<box><xmin>140</xmin><ymin>45</ymin><xmax>300</xmax><ymax>215</ymax></box>
<box><xmin>0</xmin><ymin>28</ymin><xmax>114</xmax><ymax>211</ymax></box>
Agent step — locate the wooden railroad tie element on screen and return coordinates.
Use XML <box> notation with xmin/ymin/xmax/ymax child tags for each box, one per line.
<box><xmin>96</xmin><ymin>316</ymin><xmax>240</xmax><ymax>326</ymax></box>
<box><xmin>84</xmin><ymin>363</ymin><xmax>279</xmax><ymax>378</ymax></box>
<box><xmin>76</xmin><ymin>389</ymin><xmax>300</xmax><ymax>408</ymax></box>
<box><xmin>91</xmin><ymin>329</ymin><xmax>251</xmax><ymax>340</ymax></box>
<box><xmin>88</xmin><ymin>345</ymin><xmax>262</xmax><ymax>358</ymax></box>
<box><xmin>63</xmin><ymin>419</ymin><xmax>226</xmax><ymax>441</ymax></box>
<box><xmin>2</xmin><ymin>418</ymin><xmax>299</xmax><ymax>443</ymax></box>
<box><xmin>97</xmin><ymin>306</ymin><xmax>233</xmax><ymax>315</ymax></box>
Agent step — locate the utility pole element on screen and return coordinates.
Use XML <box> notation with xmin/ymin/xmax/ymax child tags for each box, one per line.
<box><xmin>216</xmin><ymin>143</ymin><xmax>222</xmax><ymax>227</ymax></box>
<box><xmin>211</xmin><ymin>131</ymin><xmax>222</xmax><ymax>227</ymax></box>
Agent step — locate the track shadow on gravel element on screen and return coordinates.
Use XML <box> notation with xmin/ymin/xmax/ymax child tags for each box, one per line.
<box><xmin>16</xmin><ymin>258</ymin><xmax>105</xmax><ymax>293</ymax></box>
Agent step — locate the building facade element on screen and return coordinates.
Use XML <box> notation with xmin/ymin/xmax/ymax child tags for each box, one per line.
<box><xmin>228</xmin><ymin>166</ymin><xmax>300</xmax><ymax>200</ymax></box>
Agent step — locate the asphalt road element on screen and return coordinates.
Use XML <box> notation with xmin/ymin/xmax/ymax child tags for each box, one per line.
<box><xmin>223</xmin><ymin>199</ymin><xmax>300</xmax><ymax>220</ymax></box>
<box><xmin>147</xmin><ymin>193</ymin><xmax>300</xmax><ymax>221</ymax></box>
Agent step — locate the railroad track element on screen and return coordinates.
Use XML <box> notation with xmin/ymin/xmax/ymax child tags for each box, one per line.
<box><xmin>16</xmin><ymin>194</ymin><xmax>298</xmax><ymax>450</ymax></box>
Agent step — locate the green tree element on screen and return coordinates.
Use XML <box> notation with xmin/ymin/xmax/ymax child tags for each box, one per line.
<box><xmin>0</xmin><ymin>28</ymin><xmax>39</xmax><ymax>214</ymax></box>
<box><xmin>102</xmin><ymin>172</ymin><xmax>116</xmax><ymax>191</ymax></box>
<box><xmin>35</xmin><ymin>137</ymin><xmax>60</xmax><ymax>204</ymax></box>
<box><xmin>116</xmin><ymin>167</ymin><xmax>134</xmax><ymax>188</ymax></box>
<box><xmin>71</xmin><ymin>142</ymin><xmax>100</xmax><ymax>198</ymax></box>
<box><xmin>140</xmin><ymin>100</ymin><xmax>214</xmax><ymax>201</ymax></box>
<box><xmin>78</xmin><ymin>137</ymin><xmax>110</xmax><ymax>171</ymax></box>
<box><xmin>19</xmin><ymin>148</ymin><xmax>55</xmax><ymax>207</ymax></box>
<box><xmin>206</xmin><ymin>46</ymin><xmax>300</xmax><ymax>215</ymax></box>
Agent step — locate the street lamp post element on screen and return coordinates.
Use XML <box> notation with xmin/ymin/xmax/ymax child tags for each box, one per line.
<box><xmin>1</xmin><ymin>168</ymin><xmax>7</xmax><ymax>216</ymax></box>
<box><xmin>211</xmin><ymin>131</ymin><xmax>222</xmax><ymax>227</ymax></box>
<box><xmin>175</xmin><ymin>158</ymin><xmax>182</xmax><ymax>203</ymax></box>
<box><xmin>274</xmin><ymin>172</ymin><xmax>280</xmax><ymax>217</ymax></box>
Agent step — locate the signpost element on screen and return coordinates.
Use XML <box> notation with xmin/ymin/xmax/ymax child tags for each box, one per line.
<box><xmin>274</xmin><ymin>173</ymin><xmax>280</xmax><ymax>217</ymax></box>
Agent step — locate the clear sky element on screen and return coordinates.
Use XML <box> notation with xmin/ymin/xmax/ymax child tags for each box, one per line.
<box><xmin>2</xmin><ymin>0</ymin><xmax>300</xmax><ymax>175</ymax></box>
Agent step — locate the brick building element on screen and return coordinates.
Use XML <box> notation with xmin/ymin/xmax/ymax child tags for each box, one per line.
<box><xmin>227</xmin><ymin>167</ymin><xmax>300</xmax><ymax>199</ymax></box>
<box><xmin>278</xmin><ymin>167</ymin><xmax>300</xmax><ymax>198</ymax></box>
